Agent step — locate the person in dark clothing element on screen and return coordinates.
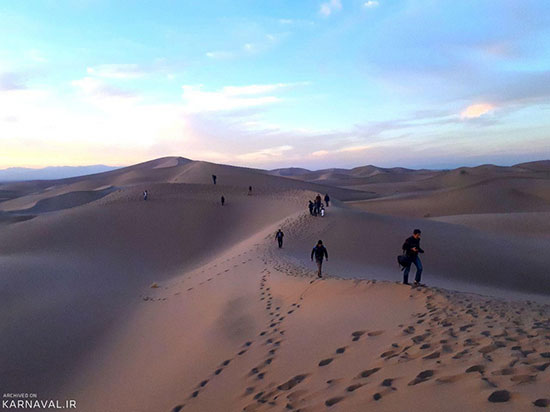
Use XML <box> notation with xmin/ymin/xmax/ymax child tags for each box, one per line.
<box><xmin>221</xmin><ymin>195</ymin><xmax>225</xmax><ymax>206</ymax></box>
<box><xmin>275</xmin><ymin>229</ymin><xmax>284</xmax><ymax>248</ymax></box>
<box><xmin>143</xmin><ymin>190</ymin><xmax>148</xmax><ymax>201</ymax></box>
<box><xmin>212</xmin><ymin>174</ymin><xmax>217</xmax><ymax>184</ymax></box>
<box><xmin>311</xmin><ymin>240</ymin><xmax>328</xmax><ymax>278</ymax></box>
<box><xmin>314</xmin><ymin>194</ymin><xmax>322</xmax><ymax>215</ymax></box>
<box><xmin>308</xmin><ymin>200</ymin><xmax>314</xmax><ymax>216</ymax></box>
<box><xmin>402</xmin><ymin>229</ymin><xmax>424</xmax><ymax>285</ymax></box>
<box><xmin>324</xmin><ymin>193</ymin><xmax>330</xmax><ymax>207</ymax></box>
<box><xmin>248</xmin><ymin>185</ymin><xmax>252</xmax><ymax>195</ymax></box>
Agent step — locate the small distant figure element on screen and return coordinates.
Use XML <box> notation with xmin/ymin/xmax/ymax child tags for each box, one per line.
<box><xmin>308</xmin><ymin>200</ymin><xmax>314</xmax><ymax>216</ymax></box>
<box><xmin>275</xmin><ymin>229</ymin><xmax>284</xmax><ymax>248</ymax></box>
<box><xmin>248</xmin><ymin>185</ymin><xmax>252</xmax><ymax>195</ymax></box>
<box><xmin>221</xmin><ymin>195</ymin><xmax>225</xmax><ymax>206</ymax></box>
<box><xmin>320</xmin><ymin>205</ymin><xmax>325</xmax><ymax>217</ymax></box>
<box><xmin>324</xmin><ymin>193</ymin><xmax>330</xmax><ymax>207</ymax></box>
<box><xmin>143</xmin><ymin>190</ymin><xmax>148</xmax><ymax>201</ymax></box>
<box><xmin>311</xmin><ymin>240</ymin><xmax>328</xmax><ymax>278</ymax></box>
<box><xmin>212</xmin><ymin>174</ymin><xmax>217</xmax><ymax>184</ymax></box>
<box><xmin>402</xmin><ymin>229</ymin><xmax>424</xmax><ymax>286</ymax></box>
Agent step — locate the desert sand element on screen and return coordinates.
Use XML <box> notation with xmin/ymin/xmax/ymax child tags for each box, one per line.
<box><xmin>1</xmin><ymin>157</ymin><xmax>549</xmax><ymax>411</ymax></box>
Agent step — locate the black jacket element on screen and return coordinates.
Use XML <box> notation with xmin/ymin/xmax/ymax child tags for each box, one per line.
<box><xmin>276</xmin><ymin>231</ymin><xmax>284</xmax><ymax>239</ymax></box>
<box><xmin>311</xmin><ymin>245</ymin><xmax>328</xmax><ymax>261</ymax></box>
<box><xmin>402</xmin><ymin>236</ymin><xmax>424</xmax><ymax>258</ymax></box>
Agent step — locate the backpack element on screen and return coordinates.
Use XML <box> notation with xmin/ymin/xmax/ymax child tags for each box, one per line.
<box><xmin>397</xmin><ymin>252</ymin><xmax>410</xmax><ymax>270</ymax></box>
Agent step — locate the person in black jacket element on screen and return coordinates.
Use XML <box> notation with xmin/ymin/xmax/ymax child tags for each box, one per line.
<box><xmin>275</xmin><ymin>229</ymin><xmax>284</xmax><ymax>248</ymax></box>
<box><xmin>311</xmin><ymin>240</ymin><xmax>328</xmax><ymax>278</ymax></box>
<box><xmin>308</xmin><ymin>200</ymin><xmax>314</xmax><ymax>215</ymax></box>
<box><xmin>221</xmin><ymin>195</ymin><xmax>225</xmax><ymax>206</ymax></box>
<box><xmin>324</xmin><ymin>193</ymin><xmax>330</xmax><ymax>207</ymax></box>
<box><xmin>212</xmin><ymin>174</ymin><xmax>217</xmax><ymax>184</ymax></box>
<box><xmin>314</xmin><ymin>194</ymin><xmax>322</xmax><ymax>215</ymax></box>
<box><xmin>402</xmin><ymin>229</ymin><xmax>424</xmax><ymax>285</ymax></box>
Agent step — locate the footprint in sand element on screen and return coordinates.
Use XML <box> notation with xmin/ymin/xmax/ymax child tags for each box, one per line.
<box><xmin>325</xmin><ymin>397</ymin><xmax>344</xmax><ymax>407</ymax></box>
<box><xmin>277</xmin><ymin>374</ymin><xmax>308</xmax><ymax>390</ymax></box>
<box><xmin>358</xmin><ymin>367</ymin><xmax>381</xmax><ymax>379</ymax></box>
<box><xmin>408</xmin><ymin>370</ymin><xmax>434</xmax><ymax>385</ymax></box>
<box><xmin>381</xmin><ymin>378</ymin><xmax>394</xmax><ymax>387</ymax></box>
<box><xmin>488</xmin><ymin>390</ymin><xmax>510</xmax><ymax>403</ymax></box>
<box><xmin>336</xmin><ymin>347</ymin><xmax>346</xmax><ymax>354</ymax></box>
<box><xmin>534</xmin><ymin>399</ymin><xmax>550</xmax><ymax>407</ymax></box>
<box><xmin>465</xmin><ymin>365</ymin><xmax>485</xmax><ymax>374</ymax></box>
<box><xmin>346</xmin><ymin>383</ymin><xmax>363</xmax><ymax>392</ymax></box>
<box><xmin>318</xmin><ymin>358</ymin><xmax>334</xmax><ymax>367</ymax></box>
<box><xmin>351</xmin><ymin>331</ymin><xmax>366</xmax><ymax>341</ymax></box>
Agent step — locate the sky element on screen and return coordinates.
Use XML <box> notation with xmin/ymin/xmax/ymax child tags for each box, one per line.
<box><xmin>1</xmin><ymin>0</ymin><xmax>550</xmax><ymax>170</ymax></box>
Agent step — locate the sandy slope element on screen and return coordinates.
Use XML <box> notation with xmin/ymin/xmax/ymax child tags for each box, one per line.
<box><xmin>1</xmin><ymin>157</ymin><xmax>550</xmax><ymax>412</ymax></box>
<box><xmin>61</xmin><ymin>218</ymin><xmax>550</xmax><ymax>412</ymax></box>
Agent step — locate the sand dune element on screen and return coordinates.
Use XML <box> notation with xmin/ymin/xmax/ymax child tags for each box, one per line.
<box><xmin>348</xmin><ymin>176</ymin><xmax>550</xmax><ymax>217</ymax></box>
<box><xmin>1</xmin><ymin>157</ymin><xmax>549</xmax><ymax>412</ymax></box>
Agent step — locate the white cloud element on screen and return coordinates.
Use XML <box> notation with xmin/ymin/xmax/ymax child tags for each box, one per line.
<box><xmin>86</xmin><ymin>64</ymin><xmax>146</xmax><ymax>79</ymax></box>
<box><xmin>72</xmin><ymin>77</ymin><xmax>137</xmax><ymax>102</ymax></box>
<box><xmin>460</xmin><ymin>103</ymin><xmax>495</xmax><ymax>119</ymax></box>
<box><xmin>364</xmin><ymin>1</ymin><xmax>379</xmax><ymax>8</ymax></box>
<box><xmin>338</xmin><ymin>144</ymin><xmax>370</xmax><ymax>152</ymax></box>
<box><xmin>320</xmin><ymin>0</ymin><xmax>342</xmax><ymax>16</ymax></box>
<box><xmin>181</xmin><ymin>83</ymin><xmax>298</xmax><ymax>113</ymax></box>
<box><xmin>237</xmin><ymin>145</ymin><xmax>293</xmax><ymax>162</ymax></box>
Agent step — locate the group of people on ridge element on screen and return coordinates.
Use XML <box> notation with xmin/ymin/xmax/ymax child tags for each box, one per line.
<box><xmin>308</xmin><ymin>193</ymin><xmax>330</xmax><ymax>217</ymax></box>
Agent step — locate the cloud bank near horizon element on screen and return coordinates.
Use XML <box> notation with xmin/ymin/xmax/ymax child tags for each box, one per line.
<box><xmin>1</xmin><ymin>0</ymin><xmax>550</xmax><ymax>169</ymax></box>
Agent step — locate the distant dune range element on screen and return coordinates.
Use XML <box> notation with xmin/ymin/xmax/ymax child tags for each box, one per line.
<box><xmin>1</xmin><ymin>157</ymin><xmax>549</xmax><ymax>411</ymax></box>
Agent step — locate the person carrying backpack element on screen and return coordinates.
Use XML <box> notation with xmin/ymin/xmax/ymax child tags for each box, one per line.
<box><xmin>275</xmin><ymin>229</ymin><xmax>284</xmax><ymax>248</ymax></box>
<box><xmin>402</xmin><ymin>229</ymin><xmax>424</xmax><ymax>285</ymax></box>
<box><xmin>311</xmin><ymin>240</ymin><xmax>328</xmax><ymax>278</ymax></box>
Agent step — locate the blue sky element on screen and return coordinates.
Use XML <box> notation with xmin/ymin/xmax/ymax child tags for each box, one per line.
<box><xmin>1</xmin><ymin>0</ymin><xmax>550</xmax><ymax>169</ymax></box>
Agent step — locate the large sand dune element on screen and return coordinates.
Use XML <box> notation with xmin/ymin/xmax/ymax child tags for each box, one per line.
<box><xmin>1</xmin><ymin>157</ymin><xmax>549</xmax><ymax>411</ymax></box>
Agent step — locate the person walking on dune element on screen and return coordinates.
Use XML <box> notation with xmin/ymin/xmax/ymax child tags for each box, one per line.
<box><xmin>324</xmin><ymin>193</ymin><xmax>330</xmax><ymax>207</ymax></box>
<box><xmin>212</xmin><ymin>174</ymin><xmax>217</xmax><ymax>184</ymax></box>
<box><xmin>402</xmin><ymin>229</ymin><xmax>424</xmax><ymax>286</ymax></box>
<box><xmin>143</xmin><ymin>190</ymin><xmax>148</xmax><ymax>201</ymax></box>
<box><xmin>248</xmin><ymin>185</ymin><xmax>252</xmax><ymax>195</ymax></box>
<box><xmin>311</xmin><ymin>240</ymin><xmax>328</xmax><ymax>278</ymax></box>
<box><xmin>275</xmin><ymin>229</ymin><xmax>284</xmax><ymax>248</ymax></box>
<box><xmin>308</xmin><ymin>200</ymin><xmax>314</xmax><ymax>216</ymax></box>
<box><xmin>221</xmin><ymin>195</ymin><xmax>225</xmax><ymax>206</ymax></box>
<box><xmin>315</xmin><ymin>194</ymin><xmax>322</xmax><ymax>215</ymax></box>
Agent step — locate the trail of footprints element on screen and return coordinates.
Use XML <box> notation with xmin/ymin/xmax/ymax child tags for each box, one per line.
<box><xmin>170</xmin><ymin>258</ymin><xmax>308</xmax><ymax>412</ymax></box>
<box><xmin>169</xmin><ymin>238</ymin><xmax>550</xmax><ymax>410</ymax></box>
<box><xmin>142</xmin><ymin>249</ymin><xmax>256</xmax><ymax>302</ymax></box>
